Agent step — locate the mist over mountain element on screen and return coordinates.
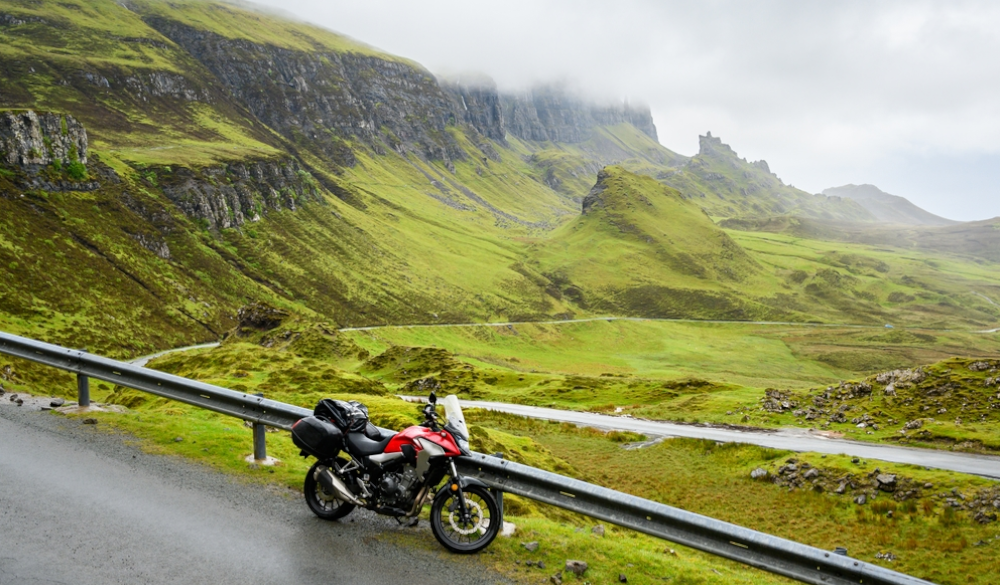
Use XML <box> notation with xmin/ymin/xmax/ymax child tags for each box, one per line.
<box><xmin>822</xmin><ymin>184</ymin><xmax>958</xmax><ymax>227</ymax></box>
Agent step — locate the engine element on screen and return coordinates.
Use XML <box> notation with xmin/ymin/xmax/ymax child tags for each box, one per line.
<box><xmin>378</xmin><ymin>465</ymin><xmax>420</xmax><ymax>507</ymax></box>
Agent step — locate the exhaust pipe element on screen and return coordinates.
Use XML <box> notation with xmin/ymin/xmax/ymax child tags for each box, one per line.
<box><xmin>316</xmin><ymin>467</ymin><xmax>364</xmax><ymax>506</ymax></box>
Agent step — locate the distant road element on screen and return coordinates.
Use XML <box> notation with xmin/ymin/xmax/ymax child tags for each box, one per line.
<box><xmin>0</xmin><ymin>404</ymin><xmax>505</xmax><ymax>585</ymax></box>
<box><xmin>452</xmin><ymin>399</ymin><xmax>1000</xmax><ymax>480</ymax></box>
<box><xmin>130</xmin><ymin>342</ymin><xmax>221</xmax><ymax>367</ymax></box>
<box><xmin>338</xmin><ymin>315</ymin><xmax>999</xmax><ymax>334</ymax></box>
<box><xmin>339</xmin><ymin>316</ymin><xmax>886</xmax><ymax>332</ymax></box>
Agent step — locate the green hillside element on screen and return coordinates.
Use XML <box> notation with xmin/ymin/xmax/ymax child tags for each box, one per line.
<box><xmin>528</xmin><ymin>166</ymin><xmax>770</xmax><ymax>320</ymax></box>
<box><xmin>1</xmin><ymin>0</ymin><xmax>998</xmax><ymax>360</ymax></box>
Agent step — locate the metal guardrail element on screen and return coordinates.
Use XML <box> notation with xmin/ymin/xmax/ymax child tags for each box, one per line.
<box><xmin>0</xmin><ymin>330</ymin><xmax>935</xmax><ymax>585</ymax></box>
<box><xmin>0</xmin><ymin>331</ymin><xmax>307</xmax><ymax>460</ymax></box>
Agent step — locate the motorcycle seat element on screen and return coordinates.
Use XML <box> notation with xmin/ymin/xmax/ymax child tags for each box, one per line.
<box><xmin>346</xmin><ymin>430</ymin><xmax>394</xmax><ymax>457</ymax></box>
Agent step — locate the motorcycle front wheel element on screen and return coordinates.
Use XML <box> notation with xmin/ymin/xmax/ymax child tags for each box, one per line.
<box><xmin>430</xmin><ymin>483</ymin><xmax>500</xmax><ymax>554</ymax></box>
<box><xmin>304</xmin><ymin>460</ymin><xmax>356</xmax><ymax>521</ymax></box>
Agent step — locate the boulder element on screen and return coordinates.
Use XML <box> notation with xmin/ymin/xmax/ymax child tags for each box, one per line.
<box><xmin>876</xmin><ymin>475</ymin><xmax>897</xmax><ymax>492</ymax></box>
<box><xmin>803</xmin><ymin>468</ymin><xmax>820</xmax><ymax>480</ymax></box>
<box><xmin>750</xmin><ymin>468</ymin><xmax>768</xmax><ymax>480</ymax></box>
<box><xmin>565</xmin><ymin>560</ymin><xmax>588</xmax><ymax>576</ymax></box>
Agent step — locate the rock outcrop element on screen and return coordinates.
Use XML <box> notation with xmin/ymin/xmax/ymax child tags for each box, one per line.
<box><xmin>142</xmin><ymin>16</ymin><xmax>659</xmax><ymax>167</ymax></box>
<box><xmin>442</xmin><ymin>79</ymin><xmax>658</xmax><ymax>145</ymax></box>
<box><xmin>144</xmin><ymin>18</ymin><xmax>466</xmax><ymax>168</ymax></box>
<box><xmin>157</xmin><ymin>157</ymin><xmax>322</xmax><ymax>230</ymax></box>
<box><xmin>0</xmin><ymin>110</ymin><xmax>88</xmax><ymax>167</ymax></box>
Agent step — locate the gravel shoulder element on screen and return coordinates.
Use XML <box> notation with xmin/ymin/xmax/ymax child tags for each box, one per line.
<box><xmin>0</xmin><ymin>401</ymin><xmax>507</xmax><ymax>585</ymax></box>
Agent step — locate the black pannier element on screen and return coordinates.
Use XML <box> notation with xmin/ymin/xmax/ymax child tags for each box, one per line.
<box><xmin>315</xmin><ymin>399</ymin><xmax>370</xmax><ymax>433</ymax></box>
<box><xmin>291</xmin><ymin>416</ymin><xmax>344</xmax><ymax>459</ymax></box>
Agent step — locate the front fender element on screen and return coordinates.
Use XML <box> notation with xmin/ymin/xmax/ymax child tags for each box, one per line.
<box><xmin>456</xmin><ymin>476</ymin><xmax>489</xmax><ymax>490</ymax></box>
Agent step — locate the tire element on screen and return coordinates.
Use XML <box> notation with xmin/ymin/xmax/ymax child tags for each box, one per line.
<box><xmin>304</xmin><ymin>460</ymin><xmax>356</xmax><ymax>521</ymax></box>
<box><xmin>430</xmin><ymin>483</ymin><xmax>500</xmax><ymax>554</ymax></box>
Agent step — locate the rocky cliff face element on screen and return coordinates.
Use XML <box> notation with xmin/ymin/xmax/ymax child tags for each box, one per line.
<box><xmin>156</xmin><ymin>157</ymin><xmax>322</xmax><ymax>230</ymax></box>
<box><xmin>144</xmin><ymin>18</ymin><xmax>466</xmax><ymax>169</ymax></box>
<box><xmin>0</xmin><ymin>110</ymin><xmax>88</xmax><ymax>167</ymax></box>
<box><xmin>443</xmin><ymin>81</ymin><xmax>658</xmax><ymax>144</ymax></box>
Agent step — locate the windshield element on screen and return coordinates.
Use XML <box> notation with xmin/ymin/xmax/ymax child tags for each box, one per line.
<box><xmin>441</xmin><ymin>394</ymin><xmax>468</xmax><ymax>439</ymax></box>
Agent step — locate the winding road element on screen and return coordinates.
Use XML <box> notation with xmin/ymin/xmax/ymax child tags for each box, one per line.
<box><xmin>454</xmin><ymin>399</ymin><xmax>1000</xmax><ymax>480</ymax></box>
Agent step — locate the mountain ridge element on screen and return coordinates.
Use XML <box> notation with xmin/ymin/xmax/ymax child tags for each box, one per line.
<box><xmin>822</xmin><ymin>183</ymin><xmax>958</xmax><ymax>227</ymax></box>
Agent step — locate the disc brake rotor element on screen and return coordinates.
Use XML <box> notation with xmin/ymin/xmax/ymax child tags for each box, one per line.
<box><xmin>448</xmin><ymin>499</ymin><xmax>485</xmax><ymax>535</ymax></box>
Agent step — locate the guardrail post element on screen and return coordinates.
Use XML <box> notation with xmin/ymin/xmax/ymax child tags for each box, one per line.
<box><xmin>252</xmin><ymin>392</ymin><xmax>266</xmax><ymax>461</ymax></box>
<box><xmin>253</xmin><ymin>422</ymin><xmax>267</xmax><ymax>460</ymax></box>
<box><xmin>490</xmin><ymin>452</ymin><xmax>504</xmax><ymax>519</ymax></box>
<box><xmin>75</xmin><ymin>348</ymin><xmax>90</xmax><ymax>407</ymax></box>
<box><xmin>77</xmin><ymin>374</ymin><xmax>90</xmax><ymax>407</ymax></box>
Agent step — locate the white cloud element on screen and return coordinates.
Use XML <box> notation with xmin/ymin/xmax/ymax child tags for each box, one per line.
<box><xmin>248</xmin><ymin>0</ymin><xmax>1000</xmax><ymax>220</ymax></box>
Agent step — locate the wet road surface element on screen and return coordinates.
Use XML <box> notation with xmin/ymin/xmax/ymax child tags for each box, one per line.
<box><xmin>0</xmin><ymin>404</ymin><xmax>506</xmax><ymax>585</ymax></box>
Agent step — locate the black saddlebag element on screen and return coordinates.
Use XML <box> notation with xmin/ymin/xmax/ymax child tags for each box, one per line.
<box><xmin>291</xmin><ymin>416</ymin><xmax>344</xmax><ymax>459</ymax></box>
<box><xmin>314</xmin><ymin>398</ymin><xmax>370</xmax><ymax>433</ymax></box>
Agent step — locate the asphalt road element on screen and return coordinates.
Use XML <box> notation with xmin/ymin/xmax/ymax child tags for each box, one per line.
<box><xmin>0</xmin><ymin>403</ymin><xmax>507</xmax><ymax>585</ymax></box>
<box><xmin>456</xmin><ymin>399</ymin><xmax>1000</xmax><ymax>480</ymax></box>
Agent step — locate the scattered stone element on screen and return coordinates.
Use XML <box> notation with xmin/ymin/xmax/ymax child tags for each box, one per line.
<box><xmin>851</xmin><ymin>457</ymin><xmax>860</xmax><ymax>464</ymax></box>
<box><xmin>618</xmin><ymin>573</ymin><xmax>628</xmax><ymax>583</ymax></box>
<box><xmin>876</xmin><ymin>474</ymin><xmax>898</xmax><ymax>492</ymax></box>
<box><xmin>835</xmin><ymin>481</ymin><xmax>848</xmax><ymax>494</ymax></box>
<box><xmin>923</xmin><ymin>483</ymin><xmax>933</xmax><ymax>489</ymax></box>
<box><xmin>15</xmin><ymin>398</ymin><xmax>23</xmax><ymax>406</ymax></box>
<box><xmin>903</xmin><ymin>420</ymin><xmax>923</xmax><ymax>431</ymax></box>
<box><xmin>523</xmin><ymin>541</ymin><xmax>539</xmax><ymax>552</ymax></box>
<box><xmin>173</xmin><ymin>436</ymin><xmax>183</xmax><ymax>442</ymax></box>
<box><xmin>565</xmin><ymin>560</ymin><xmax>588</xmax><ymax>576</ymax></box>
<box><xmin>969</xmin><ymin>361</ymin><xmax>994</xmax><ymax>372</ymax></box>
<box><xmin>974</xmin><ymin>512</ymin><xmax>998</xmax><ymax>524</ymax></box>
<box><xmin>525</xmin><ymin>561</ymin><xmax>535</xmax><ymax>567</ymax></box>
<box><xmin>803</xmin><ymin>468</ymin><xmax>820</xmax><ymax>480</ymax></box>
<box><xmin>82</xmin><ymin>418</ymin><xmax>98</xmax><ymax>425</ymax></box>
<box><xmin>500</xmin><ymin>521</ymin><xmax>516</xmax><ymax>537</ymax></box>
<box><xmin>50</xmin><ymin>397</ymin><xmax>65</xmax><ymax>407</ymax></box>
<box><xmin>8</xmin><ymin>393</ymin><xmax>18</xmax><ymax>401</ymax></box>
<box><xmin>937</xmin><ymin>408</ymin><xmax>947</xmax><ymax>414</ymax></box>
<box><xmin>538</xmin><ymin>561</ymin><xmax>546</xmax><ymax>569</ymax></box>
<box><xmin>854</xmin><ymin>494</ymin><xmax>867</xmax><ymax>505</ymax></box>
<box><xmin>750</xmin><ymin>468</ymin><xmax>768</xmax><ymax>480</ymax></box>
<box><xmin>550</xmin><ymin>573</ymin><xmax>563</xmax><ymax>585</ymax></box>
<box><xmin>591</xmin><ymin>525</ymin><xmax>605</xmax><ymax>537</ymax></box>
<box><xmin>874</xmin><ymin>551</ymin><xmax>897</xmax><ymax>562</ymax></box>
<box><xmin>665</xmin><ymin>549</ymin><xmax>677</xmax><ymax>556</ymax></box>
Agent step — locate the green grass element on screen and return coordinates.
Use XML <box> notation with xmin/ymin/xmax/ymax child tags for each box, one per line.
<box><xmin>472</xmin><ymin>412</ymin><xmax>1000</xmax><ymax>585</ymax></box>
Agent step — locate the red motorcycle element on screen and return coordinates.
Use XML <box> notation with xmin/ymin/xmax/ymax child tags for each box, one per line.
<box><xmin>291</xmin><ymin>391</ymin><xmax>501</xmax><ymax>553</ymax></box>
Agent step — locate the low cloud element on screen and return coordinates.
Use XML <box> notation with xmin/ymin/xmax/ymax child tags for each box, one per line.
<box><xmin>250</xmin><ymin>0</ymin><xmax>1000</xmax><ymax>220</ymax></box>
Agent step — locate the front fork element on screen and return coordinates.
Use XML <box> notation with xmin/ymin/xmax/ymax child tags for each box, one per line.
<box><xmin>447</xmin><ymin>460</ymin><xmax>472</xmax><ymax>523</ymax></box>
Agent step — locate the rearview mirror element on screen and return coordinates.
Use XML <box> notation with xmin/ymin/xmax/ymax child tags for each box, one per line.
<box><xmin>428</xmin><ymin>390</ymin><xmax>437</xmax><ymax>405</ymax></box>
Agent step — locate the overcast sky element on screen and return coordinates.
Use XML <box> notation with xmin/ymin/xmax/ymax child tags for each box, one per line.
<box><xmin>252</xmin><ymin>0</ymin><xmax>1000</xmax><ymax>221</ymax></box>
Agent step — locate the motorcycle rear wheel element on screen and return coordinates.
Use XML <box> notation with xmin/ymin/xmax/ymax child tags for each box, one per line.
<box><xmin>430</xmin><ymin>484</ymin><xmax>500</xmax><ymax>554</ymax></box>
<box><xmin>304</xmin><ymin>460</ymin><xmax>356</xmax><ymax>521</ymax></box>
